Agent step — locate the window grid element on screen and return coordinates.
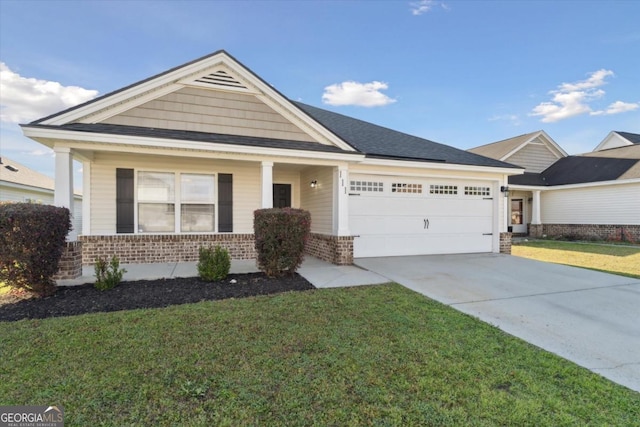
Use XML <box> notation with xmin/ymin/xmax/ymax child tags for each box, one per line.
<box><xmin>392</xmin><ymin>183</ymin><xmax>423</xmax><ymax>194</ymax></box>
<box><xmin>430</xmin><ymin>184</ymin><xmax>458</xmax><ymax>195</ymax></box>
<box><xmin>350</xmin><ymin>180</ymin><xmax>384</xmax><ymax>192</ymax></box>
<box><xmin>464</xmin><ymin>186</ymin><xmax>491</xmax><ymax>196</ymax></box>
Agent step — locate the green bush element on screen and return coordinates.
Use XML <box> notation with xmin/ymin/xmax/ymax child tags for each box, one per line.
<box><xmin>94</xmin><ymin>256</ymin><xmax>127</xmax><ymax>291</ymax></box>
<box><xmin>254</xmin><ymin>208</ymin><xmax>311</xmax><ymax>278</ymax></box>
<box><xmin>0</xmin><ymin>203</ymin><xmax>71</xmax><ymax>297</ymax></box>
<box><xmin>197</xmin><ymin>245</ymin><xmax>231</xmax><ymax>281</ymax></box>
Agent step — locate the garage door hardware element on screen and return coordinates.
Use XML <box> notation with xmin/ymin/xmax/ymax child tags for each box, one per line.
<box><xmin>424</xmin><ymin>219</ymin><xmax>430</xmax><ymax>229</ymax></box>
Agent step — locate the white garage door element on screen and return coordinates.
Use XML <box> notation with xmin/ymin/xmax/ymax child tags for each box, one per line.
<box><xmin>349</xmin><ymin>175</ymin><xmax>495</xmax><ymax>258</ymax></box>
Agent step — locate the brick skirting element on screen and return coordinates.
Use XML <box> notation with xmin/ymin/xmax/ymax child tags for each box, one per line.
<box><xmin>305</xmin><ymin>233</ymin><xmax>354</xmax><ymax>265</ymax></box>
<box><xmin>539</xmin><ymin>224</ymin><xmax>640</xmax><ymax>243</ymax></box>
<box><xmin>54</xmin><ymin>241</ymin><xmax>83</xmax><ymax>279</ymax></box>
<box><xmin>499</xmin><ymin>232</ymin><xmax>512</xmax><ymax>255</ymax></box>
<box><xmin>80</xmin><ymin>234</ymin><xmax>256</xmax><ymax>265</ymax></box>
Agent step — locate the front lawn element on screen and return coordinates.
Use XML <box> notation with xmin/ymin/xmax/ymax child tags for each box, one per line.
<box><xmin>512</xmin><ymin>240</ymin><xmax>640</xmax><ymax>279</ymax></box>
<box><xmin>1</xmin><ymin>284</ymin><xmax>637</xmax><ymax>425</ymax></box>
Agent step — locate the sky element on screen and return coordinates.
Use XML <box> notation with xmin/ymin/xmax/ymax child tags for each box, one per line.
<box><xmin>1</xmin><ymin>0</ymin><xmax>639</xmax><ymax>185</ymax></box>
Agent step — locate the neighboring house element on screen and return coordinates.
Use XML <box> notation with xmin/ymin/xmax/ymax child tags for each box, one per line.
<box><xmin>469</xmin><ymin>131</ymin><xmax>640</xmax><ymax>241</ymax></box>
<box><xmin>21</xmin><ymin>50</ymin><xmax>521</xmax><ymax>278</ymax></box>
<box><xmin>0</xmin><ymin>156</ymin><xmax>83</xmax><ymax>233</ymax></box>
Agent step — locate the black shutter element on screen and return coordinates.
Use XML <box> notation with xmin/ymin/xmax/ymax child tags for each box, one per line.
<box><xmin>218</xmin><ymin>174</ymin><xmax>233</xmax><ymax>232</ymax></box>
<box><xmin>116</xmin><ymin>168</ymin><xmax>134</xmax><ymax>233</ymax></box>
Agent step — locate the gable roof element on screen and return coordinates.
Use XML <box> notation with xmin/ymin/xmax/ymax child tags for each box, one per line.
<box><xmin>0</xmin><ymin>156</ymin><xmax>55</xmax><ymax>191</ymax></box>
<box><xmin>294</xmin><ymin>102</ymin><xmax>516</xmax><ymax>168</ymax></box>
<box><xmin>22</xmin><ymin>50</ymin><xmax>520</xmax><ymax>171</ymax></box>
<box><xmin>468</xmin><ymin>130</ymin><xmax>567</xmax><ymax>162</ymax></box>
<box><xmin>615</xmin><ymin>131</ymin><xmax>640</xmax><ymax>144</ymax></box>
<box><xmin>509</xmin><ymin>156</ymin><xmax>639</xmax><ymax>186</ymax></box>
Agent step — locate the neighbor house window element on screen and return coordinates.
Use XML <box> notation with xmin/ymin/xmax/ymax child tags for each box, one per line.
<box><xmin>181</xmin><ymin>173</ymin><xmax>215</xmax><ymax>232</ymax></box>
<box><xmin>137</xmin><ymin>171</ymin><xmax>175</xmax><ymax>232</ymax></box>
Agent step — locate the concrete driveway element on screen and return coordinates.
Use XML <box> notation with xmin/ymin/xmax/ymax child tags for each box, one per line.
<box><xmin>355</xmin><ymin>253</ymin><xmax>640</xmax><ymax>392</ymax></box>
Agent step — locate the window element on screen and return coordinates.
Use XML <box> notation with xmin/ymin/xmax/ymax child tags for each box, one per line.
<box><xmin>181</xmin><ymin>174</ymin><xmax>215</xmax><ymax>232</ymax></box>
<box><xmin>350</xmin><ymin>180</ymin><xmax>384</xmax><ymax>192</ymax></box>
<box><xmin>429</xmin><ymin>184</ymin><xmax>458</xmax><ymax>195</ymax></box>
<box><xmin>136</xmin><ymin>171</ymin><xmax>215</xmax><ymax>233</ymax></box>
<box><xmin>464</xmin><ymin>186</ymin><xmax>490</xmax><ymax>196</ymax></box>
<box><xmin>138</xmin><ymin>171</ymin><xmax>175</xmax><ymax>232</ymax></box>
<box><xmin>392</xmin><ymin>183</ymin><xmax>422</xmax><ymax>194</ymax></box>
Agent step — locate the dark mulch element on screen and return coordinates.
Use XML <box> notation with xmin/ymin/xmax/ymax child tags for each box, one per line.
<box><xmin>0</xmin><ymin>273</ymin><xmax>315</xmax><ymax>322</ymax></box>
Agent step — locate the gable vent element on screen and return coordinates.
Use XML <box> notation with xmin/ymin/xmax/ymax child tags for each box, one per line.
<box><xmin>194</xmin><ymin>70</ymin><xmax>247</xmax><ymax>90</ymax></box>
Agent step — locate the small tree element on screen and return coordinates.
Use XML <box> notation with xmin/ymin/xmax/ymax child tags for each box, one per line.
<box><xmin>0</xmin><ymin>203</ymin><xmax>71</xmax><ymax>297</ymax></box>
<box><xmin>254</xmin><ymin>208</ymin><xmax>311</xmax><ymax>277</ymax></box>
<box><xmin>197</xmin><ymin>245</ymin><xmax>231</xmax><ymax>282</ymax></box>
<box><xmin>94</xmin><ymin>256</ymin><xmax>127</xmax><ymax>291</ymax></box>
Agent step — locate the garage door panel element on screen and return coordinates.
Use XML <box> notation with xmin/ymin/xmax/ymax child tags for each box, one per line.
<box><xmin>349</xmin><ymin>174</ymin><xmax>495</xmax><ymax>257</ymax></box>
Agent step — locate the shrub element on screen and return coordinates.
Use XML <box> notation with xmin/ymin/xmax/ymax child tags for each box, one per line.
<box><xmin>0</xmin><ymin>203</ymin><xmax>71</xmax><ymax>297</ymax></box>
<box><xmin>254</xmin><ymin>208</ymin><xmax>311</xmax><ymax>278</ymax></box>
<box><xmin>94</xmin><ymin>256</ymin><xmax>127</xmax><ymax>291</ymax></box>
<box><xmin>197</xmin><ymin>245</ymin><xmax>231</xmax><ymax>282</ymax></box>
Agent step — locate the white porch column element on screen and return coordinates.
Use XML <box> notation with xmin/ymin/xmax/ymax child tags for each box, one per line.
<box><xmin>532</xmin><ymin>190</ymin><xmax>541</xmax><ymax>225</ymax></box>
<box><xmin>82</xmin><ymin>160</ymin><xmax>91</xmax><ymax>236</ymax></box>
<box><xmin>333</xmin><ymin>165</ymin><xmax>350</xmax><ymax>236</ymax></box>
<box><xmin>261</xmin><ymin>161</ymin><xmax>273</xmax><ymax>209</ymax></box>
<box><xmin>54</xmin><ymin>147</ymin><xmax>76</xmax><ymax>240</ymax></box>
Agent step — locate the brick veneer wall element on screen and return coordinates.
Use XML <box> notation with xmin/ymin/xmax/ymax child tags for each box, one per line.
<box><xmin>540</xmin><ymin>224</ymin><xmax>640</xmax><ymax>242</ymax></box>
<box><xmin>79</xmin><ymin>234</ymin><xmax>256</xmax><ymax>265</ymax></box>
<box><xmin>499</xmin><ymin>232</ymin><xmax>512</xmax><ymax>255</ymax></box>
<box><xmin>54</xmin><ymin>241</ymin><xmax>83</xmax><ymax>279</ymax></box>
<box><xmin>305</xmin><ymin>233</ymin><xmax>354</xmax><ymax>265</ymax></box>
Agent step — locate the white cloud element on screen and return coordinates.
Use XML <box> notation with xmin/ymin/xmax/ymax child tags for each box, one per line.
<box><xmin>322</xmin><ymin>81</ymin><xmax>396</xmax><ymax>107</ymax></box>
<box><xmin>28</xmin><ymin>148</ymin><xmax>54</xmax><ymax>156</ymax></box>
<box><xmin>0</xmin><ymin>62</ymin><xmax>98</xmax><ymax>124</ymax></box>
<box><xmin>530</xmin><ymin>69</ymin><xmax>637</xmax><ymax>123</ymax></box>
<box><xmin>591</xmin><ymin>100</ymin><xmax>639</xmax><ymax>116</ymax></box>
<box><xmin>410</xmin><ymin>0</ymin><xmax>447</xmax><ymax>15</ymax></box>
<box><xmin>489</xmin><ymin>114</ymin><xmax>521</xmax><ymax>126</ymax></box>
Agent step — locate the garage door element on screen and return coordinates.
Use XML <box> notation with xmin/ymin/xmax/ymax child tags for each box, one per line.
<box><xmin>349</xmin><ymin>175</ymin><xmax>495</xmax><ymax>257</ymax></box>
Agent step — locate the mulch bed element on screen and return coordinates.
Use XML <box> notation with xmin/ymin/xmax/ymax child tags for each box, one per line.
<box><xmin>0</xmin><ymin>273</ymin><xmax>315</xmax><ymax>322</ymax></box>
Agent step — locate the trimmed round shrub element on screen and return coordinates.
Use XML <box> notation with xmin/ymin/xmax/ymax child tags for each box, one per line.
<box><xmin>197</xmin><ymin>245</ymin><xmax>231</xmax><ymax>282</ymax></box>
<box><xmin>0</xmin><ymin>203</ymin><xmax>71</xmax><ymax>296</ymax></box>
<box><xmin>254</xmin><ymin>208</ymin><xmax>311</xmax><ymax>278</ymax></box>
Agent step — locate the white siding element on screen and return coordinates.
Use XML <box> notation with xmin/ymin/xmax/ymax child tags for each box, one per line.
<box><xmin>300</xmin><ymin>166</ymin><xmax>334</xmax><ymax>234</ymax></box>
<box><xmin>541</xmin><ymin>182</ymin><xmax>640</xmax><ymax>224</ymax></box>
<box><xmin>89</xmin><ymin>153</ymin><xmax>261</xmax><ymax>234</ymax></box>
<box><xmin>507</xmin><ymin>143</ymin><xmax>559</xmax><ymax>173</ymax></box>
<box><xmin>101</xmin><ymin>87</ymin><xmax>316</xmax><ymax>143</ymax></box>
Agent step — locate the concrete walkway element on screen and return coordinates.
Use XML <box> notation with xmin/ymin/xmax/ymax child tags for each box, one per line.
<box><xmin>355</xmin><ymin>253</ymin><xmax>640</xmax><ymax>393</ymax></box>
<box><xmin>58</xmin><ymin>256</ymin><xmax>388</xmax><ymax>289</ymax></box>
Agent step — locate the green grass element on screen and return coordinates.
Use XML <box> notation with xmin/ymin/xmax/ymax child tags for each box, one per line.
<box><xmin>1</xmin><ymin>284</ymin><xmax>638</xmax><ymax>426</ymax></box>
<box><xmin>513</xmin><ymin>240</ymin><xmax>640</xmax><ymax>279</ymax></box>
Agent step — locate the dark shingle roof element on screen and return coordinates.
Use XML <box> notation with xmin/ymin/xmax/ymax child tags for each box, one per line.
<box><xmin>24</xmin><ymin>123</ymin><xmax>358</xmax><ymax>155</ymax></box>
<box><xmin>293</xmin><ymin>102</ymin><xmax>518</xmax><ymax>168</ymax></box>
<box><xmin>617</xmin><ymin>131</ymin><xmax>640</xmax><ymax>144</ymax></box>
<box><xmin>508</xmin><ymin>156</ymin><xmax>639</xmax><ymax>186</ymax></box>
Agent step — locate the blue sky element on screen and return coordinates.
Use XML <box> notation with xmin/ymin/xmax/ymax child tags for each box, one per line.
<box><xmin>1</xmin><ymin>0</ymin><xmax>639</xmax><ymax>183</ymax></box>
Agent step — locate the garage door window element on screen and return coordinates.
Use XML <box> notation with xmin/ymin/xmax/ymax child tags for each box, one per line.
<box><xmin>430</xmin><ymin>184</ymin><xmax>458</xmax><ymax>195</ymax></box>
<box><xmin>350</xmin><ymin>181</ymin><xmax>384</xmax><ymax>192</ymax></box>
<box><xmin>392</xmin><ymin>183</ymin><xmax>422</xmax><ymax>194</ymax></box>
<box><xmin>464</xmin><ymin>186</ymin><xmax>490</xmax><ymax>196</ymax></box>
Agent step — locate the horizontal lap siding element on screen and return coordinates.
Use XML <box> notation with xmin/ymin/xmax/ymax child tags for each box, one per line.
<box><xmin>507</xmin><ymin>143</ymin><xmax>559</xmax><ymax>173</ymax></box>
<box><xmin>89</xmin><ymin>153</ymin><xmax>259</xmax><ymax>234</ymax></box>
<box><xmin>101</xmin><ymin>87</ymin><xmax>316</xmax><ymax>142</ymax></box>
<box><xmin>541</xmin><ymin>182</ymin><xmax>640</xmax><ymax>224</ymax></box>
<box><xmin>300</xmin><ymin>166</ymin><xmax>334</xmax><ymax>234</ymax></box>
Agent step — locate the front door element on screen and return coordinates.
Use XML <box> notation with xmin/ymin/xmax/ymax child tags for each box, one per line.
<box><xmin>510</xmin><ymin>198</ymin><xmax>527</xmax><ymax>234</ymax></box>
<box><xmin>273</xmin><ymin>184</ymin><xmax>291</xmax><ymax>208</ymax></box>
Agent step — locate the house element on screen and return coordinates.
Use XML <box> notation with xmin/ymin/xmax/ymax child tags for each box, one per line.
<box><xmin>21</xmin><ymin>50</ymin><xmax>521</xmax><ymax>278</ymax></box>
<box><xmin>469</xmin><ymin>131</ymin><xmax>640</xmax><ymax>241</ymax></box>
<box><xmin>0</xmin><ymin>156</ymin><xmax>83</xmax><ymax>233</ymax></box>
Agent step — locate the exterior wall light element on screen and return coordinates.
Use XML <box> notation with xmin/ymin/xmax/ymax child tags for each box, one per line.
<box><xmin>500</xmin><ymin>185</ymin><xmax>510</xmax><ymax>197</ymax></box>
<box><xmin>310</xmin><ymin>180</ymin><xmax>318</xmax><ymax>188</ymax></box>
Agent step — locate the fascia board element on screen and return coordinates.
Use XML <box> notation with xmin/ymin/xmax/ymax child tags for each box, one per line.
<box><xmin>511</xmin><ymin>177</ymin><xmax>640</xmax><ymax>191</ymax></box>
<box><xmin>21</xmin><ymin>126</ymin><xmax>364</xmax><ymax>164</ymax></box>
<box><xmin>500</xmin><ymin>132</ymin><xmax>540</xmax><ymax>161</ymax></box>
<box><xmin>361</xmin><ymin>157</ymin><xmax>524</xmax><ymax>175</ymax></box>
